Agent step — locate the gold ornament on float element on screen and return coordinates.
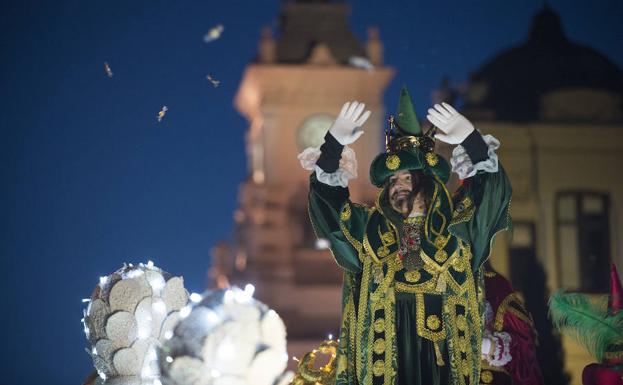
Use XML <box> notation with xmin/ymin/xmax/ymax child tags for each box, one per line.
<box><xmin>291</xmin><ymin>339</ymin><xmax>339</xmax><ymax>385</ymax></box>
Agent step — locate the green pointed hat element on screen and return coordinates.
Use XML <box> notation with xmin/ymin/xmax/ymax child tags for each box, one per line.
<box><xmin>369</xmin><ymin>86</ymin><xmax>450</xmax><ymax>187</ymax></box>
<box><xmin>395</xmin><ymin>85</ymin><xmax>422</xmax><ymax>135</ymax></box>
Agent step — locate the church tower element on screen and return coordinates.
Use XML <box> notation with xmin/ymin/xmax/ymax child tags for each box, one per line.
<box><xmin>225</xmin><ymin>0</ymin><xmax>394</xmax><ymax>339</ymax></box>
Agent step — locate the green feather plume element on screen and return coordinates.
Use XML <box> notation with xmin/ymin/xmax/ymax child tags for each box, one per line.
<box><xmin>549</xmin><ymin>289</ymin><xmax>623</xmax><ymax>362</ymax></box>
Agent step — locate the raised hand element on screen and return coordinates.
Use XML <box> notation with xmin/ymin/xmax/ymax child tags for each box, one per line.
<box><xmin>329</xmin><ymin>101</ymin><xmax>371</xmax><ymax>145</ymax></box>
<box><xmin>426</xmin><ymin>102</ymin><xmax>474</xmax><ymax>145</ymax></box>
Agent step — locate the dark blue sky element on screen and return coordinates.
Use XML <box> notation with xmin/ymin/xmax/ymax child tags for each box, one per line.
<box><xmin>1</xmin><ymin>1</ymin><xmax>622</xmax><ymax>383</ymax></box>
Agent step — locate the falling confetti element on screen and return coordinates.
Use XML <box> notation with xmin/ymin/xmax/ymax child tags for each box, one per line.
<box><xmin>348</xmin><ymin>56</ymin><xmax>374</xmax><ymax>72</ymax></box>
<box><xmin>203</xmin><ymin>24</ymin><xmax>224</xmax><ymax>43</ymax></box>
<box><xmin>206</xmin><ymin>74</ymin><xmax>220</xmax><ymax>88</ymax></box>
<box><xmin>157</xmin><ymin>106</ymin><xmax>168</xmax><ymax>122</ymax></box>
<box><xmin>104</xmin><ymin>62</ymin><xmax>114</xmax><ymax>78</ymax></box>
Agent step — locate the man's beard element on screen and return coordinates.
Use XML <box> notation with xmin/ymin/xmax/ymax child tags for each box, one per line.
<box><xmin>391</xmin><ymin>190</ymin><xmax>416</xmax><ymax>217</ymax></box>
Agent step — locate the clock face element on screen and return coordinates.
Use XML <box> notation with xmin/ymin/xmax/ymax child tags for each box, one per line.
<box><xmin>296</xmin><ymin>114</ymin><xmax>334</xmax><ymax>150</ymax></box>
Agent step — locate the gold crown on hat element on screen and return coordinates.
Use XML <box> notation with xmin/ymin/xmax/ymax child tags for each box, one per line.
<box><xmin>385</xmin><ymin>115</ymin><xmax>435</xmax><ymax>154</ymax></box>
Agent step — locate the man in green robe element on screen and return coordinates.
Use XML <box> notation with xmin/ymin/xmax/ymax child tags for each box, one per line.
<box><xmin>298</xmin><ymin>87</ymin><xmax>512</xmax><ymax>385</ymax></box>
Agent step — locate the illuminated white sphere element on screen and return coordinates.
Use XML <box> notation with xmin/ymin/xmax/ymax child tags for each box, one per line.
<box><xmin>83</xmin><ymin>262</ymin><xmax>189</xmax><ymax>384</ymax></box>
<box><xmin>159</xmin><ymin>287</ymin><xmax>289</xmax><ymax>385</ymax></box>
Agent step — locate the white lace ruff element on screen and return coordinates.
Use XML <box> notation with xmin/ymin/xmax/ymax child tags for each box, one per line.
<box><xmin>485</xmin><ymin>331</ymin><xmax>512</xmax><ymax>367</ymax></box>
<box><xmin>297</xmin><ymin>146</ymin><xmax>358</xmax><ymax>187</ymax></box>
<box><xmin>450</xmin><ymin>134</ymin><xmax>500</xmax><ymax>179</ymax></box>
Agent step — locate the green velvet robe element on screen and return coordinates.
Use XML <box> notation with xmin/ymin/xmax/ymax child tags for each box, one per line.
<box><xmin>308</xmin><ymin>166</ymin><xmax>512</xmax><ymax>385</ymax></box>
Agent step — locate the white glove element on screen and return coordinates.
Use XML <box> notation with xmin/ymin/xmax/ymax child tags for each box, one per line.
<box><xmin>426</xmin><ymin>102</ymin><xmax>474</xmax><ymax>145</ymax></box>
<box><xmin>329</xmin><ymin>101</ymin><xmax>371</xmax><ymax>145</ymax></box>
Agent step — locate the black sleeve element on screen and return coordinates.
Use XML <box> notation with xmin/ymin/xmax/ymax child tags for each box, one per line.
<box><xmin>316</xmin><ymin>132</ymin><xmax>344</xmax><ymax>173</ymax></box>
<box><xmin>460</xmin><ymin>130</ymin><xmax>489</xmax><ymax>164</ymax></box>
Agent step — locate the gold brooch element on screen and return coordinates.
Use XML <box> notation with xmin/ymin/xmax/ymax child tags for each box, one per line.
<box><xmin>425</xmin><ymin>152</ymin><xmax>438</xmax><ymax>166</ymax></box>
<box><xmin>434</xmin><ymin>249</ymin><xmax>448</xmax><ymax>263</ymax></box>
<box><xmin>373</xmin><ymin>338</ymin><xmax>385</xmax><ymax>354</ymax></box>
<box><xmin>481</xmin><ymin>370</ymin><xmax>494</xmax><ymax>384</ymax></box>
<box><xmin>426</xmin><ymin>315</ymin><xmax>441</xmax><ymax>330</ymax></box>
<box><xmin>386</xmin><ymin>154</ymin><xmax>400</xmax><ymax>170</ymax></box>
<box><xmin>373</xmin><ymin>318</ymin><xmax>385</xmax><ymax>333</ymax></box>
<box><xmin>373</xmin><ymin>360</ymin><xmax>385</xmax><ymax>377</ymax></box>
<box><xmin>404</xmin><ymin>270</ymin><xmax>421</xmax><ymax>283</ymax></box>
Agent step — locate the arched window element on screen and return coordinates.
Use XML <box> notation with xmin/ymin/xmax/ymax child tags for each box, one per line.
<box><xmin>556</xmin><ymin>191</ymin><xmax>611</xmax><ymax>292</ymax></box>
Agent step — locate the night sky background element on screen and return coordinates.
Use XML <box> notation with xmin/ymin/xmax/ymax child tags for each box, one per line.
<box><xmin>1</xmin><ymin>0</ymin><xmax>622</xmax><ymax>384</ymax></box>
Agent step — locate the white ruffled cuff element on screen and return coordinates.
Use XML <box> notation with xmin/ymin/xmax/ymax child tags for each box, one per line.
<box><xmin>484</xmin><ymin>331</ymin><xmax>512</xmax><ymax>367</ymax></box>
<box><xmin>450</xmin><ymin>134</ymin><xmax>500</xmax><ymax>179</ymax></box>
<box><xmin>297</xmin><ymin>146</ymin><xmax>358</xmax><ymax>188</ymax></box>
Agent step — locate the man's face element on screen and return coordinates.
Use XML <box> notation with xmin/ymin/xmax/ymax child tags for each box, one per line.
<box><xmin>388</xmin><ymin>170</ymin><xmax>414</xmax><ymax>215</ymax></box>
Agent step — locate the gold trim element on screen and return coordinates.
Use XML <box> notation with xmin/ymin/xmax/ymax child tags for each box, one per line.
<box><xmin>383</xmin><ymin>288</ymin><xmax>397</xmax><ymax>384</ymax></box>
<box><xmin>395</xmin><ymin>276</ymin><xmax>436</xmax><ymax>294</ymax></box>
<box><xmin>339</xmin><ymin>220</ymin><xmax>363</xmax><ymax>258</ymax></box>
<box><xmin>494</xmin><ymin>292</ymin><xmax>534</xmax><ymax>331</ymax></box>
<box><xmin>468</xmin><ymin>268</ymin><xmax>483</xmax><ymax>382</ymax></box>
<box><xmin>380</xmin><ymin>231</ymin><xmax>396</xmax><ymax>245</ymax></box>
<box><xmin>363</xmin><ymin>213</ymin><xmax>382</xmax><ymax>265</ymax></box>
<box><xmin>432</xmin><ymin>172</ymin><xmax>455</xmax><ymax>213</ymax></box>
<box><xmin>377</xmin><ymin>246</ymin><xmax>390</xmax><ymax>258</ymax></box>
<box><xmin>340</xmin><ymin>203</ymin><xmax>352</xmax><ymax>221</ymax></box>
<box><xmin>347</xmin><ymin>287</ymin><xmax>357</xmax><ymax>376</ymax></box>
<box><xmin>424</xmin><ymin>182</ymin><xmax>440</xmax><ymax>242</ymax></box>
<box><xmin>450</xmin><ymin>205</ymin><xmax>476</xmax><ymax>226</ymax></box>
<box><xmin>457</xmin><ymin>335</ymin><xmax>469</xmax><ymax>353</ymax></box>
<box><xmin>508</xmin><ymin>307</ymin><xmax>535</xmax><ymax>328</ymax></box>
<box><xmin>430</xmin><ymin>205</ymin><xmax>448</xmax><ymax>238</ymax></box>
<box><xmin>356</xmin><ymin>259</ymin><xmax>371</xmax><ymax>381</ymax></box>
<box><xmin>416</xmin><ymin>293</ymin><xmax>446</xmax><ymax>341</ymax></box>
<box><xmin>479</xmin><ymin>196</ymin><xmax>512</xmax><ymax>267</ymax></box>
<box><xmin>434</xmin><ymin>234</ymin><xmax>448</xmax><ymax>249</ymax></box>
<box><xmin>394</xmin><ymin>247</ymin><xmax>469</xmax><ymax>296</ymax></box>
<box><xmin>387</xmin><ymin>135</ymin><xmax>432</xmax><ymax>153</ymax></box>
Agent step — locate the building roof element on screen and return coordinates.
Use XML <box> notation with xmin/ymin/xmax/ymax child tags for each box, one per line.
<box><xmin>273</xmin><ymin>1</ymin><xmax>365</xmax><ymax>64</ymax></box>
<box><xmin>464</xmin><ymin>6</ymin><xmax>623</xmax><ymax>122</ymax></box>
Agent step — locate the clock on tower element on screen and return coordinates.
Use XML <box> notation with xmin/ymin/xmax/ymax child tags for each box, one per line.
<box><xmin>296</xmin><ymin>114</ymin><xmax>334</xmax><ymax>150</ymax></box>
